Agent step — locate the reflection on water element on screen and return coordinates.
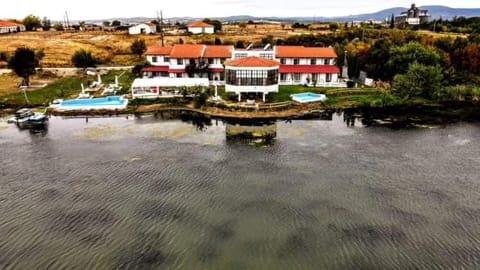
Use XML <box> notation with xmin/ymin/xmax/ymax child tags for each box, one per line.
<box><xmin>0</xmin><ymin>112</ymin><xmax>479</xmax><ymax>269</ymax></box>
<box><xmin>226</xmin><ymin>121</ymin><xmax>277</xmax><ymax>145</ymax></box>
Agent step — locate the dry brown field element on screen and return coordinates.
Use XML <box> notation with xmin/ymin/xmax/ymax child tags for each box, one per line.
<box><xmin>0</xmin><ymin>24</ymin><xmax>330</xmax><ymax>68</ymax></box>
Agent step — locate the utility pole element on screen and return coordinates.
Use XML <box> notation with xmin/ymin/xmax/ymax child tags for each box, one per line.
<box><xmin>157</xmin><ymin>10</ymin><xmax>165</xmax><ymax>46</ymax></box>
<box><xmin>65</xmin><ymin>11</ymin><xmax>70</xmax><ymax>30</ymax></box>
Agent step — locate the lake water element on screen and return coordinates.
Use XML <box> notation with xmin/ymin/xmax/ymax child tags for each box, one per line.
<box><xmin>0</xmin><ymin>113</ymin><xmax>479</xmax><ymax>269</ymax></box>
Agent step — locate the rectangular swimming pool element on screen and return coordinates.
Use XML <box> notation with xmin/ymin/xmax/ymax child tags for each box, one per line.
<box><xmin>56</xmin><ymin>96</ymin><xmax>128</xmax><ymax>110</ymax></box>
<box><xmin>291</xmin><ymin>92</ymin><xmax>327</xmax><ymax>103</ymax></box>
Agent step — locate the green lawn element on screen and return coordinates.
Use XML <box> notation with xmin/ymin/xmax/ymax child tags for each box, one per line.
<box><xmin>1</xmin><ymin>71</ymin><xmax>136</xmax><ymax>108</ymax></box>
<box><xmin>1</xmin><ymin>77</ymin><xmax>89</xmax><ymax>107</ymax></box>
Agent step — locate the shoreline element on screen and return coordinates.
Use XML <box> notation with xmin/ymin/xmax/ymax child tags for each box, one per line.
<box><xmin>40</xmin><ymin>100</ymin><xmax>480</xmax><ymax>122</ymax></box>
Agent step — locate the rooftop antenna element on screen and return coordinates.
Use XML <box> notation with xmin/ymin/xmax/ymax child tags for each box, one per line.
<box><xmin>157</xmin><ymin>10</ymin><xmax>164</xmax><ymax>46</ymax></box>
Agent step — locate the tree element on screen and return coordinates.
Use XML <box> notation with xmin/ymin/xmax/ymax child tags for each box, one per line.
<box><xmin>393</xmin><ymin>62</ymin><xmax>443</xmax><ymax>99</ymax></box>
<box><xmin>387</xmin><ymin>42</ymin><xmax>440</xmax><ymax>78</ymax></box>
<box><xmin>22</xmin><ymin>15</ymin><xmax>41</xmax><ymax>31</ymax></box>
<box><xmin>130</xmin><ymin>39</ymin><xmax>147</xmax><ymax>59</ymax></box>
<box><xmin>42</xmin><ymin>17</ymin><xmax>51</xmax><ymax>31</ymax></box>
<box><xmin>390</xmin><ymin>13</ymin><xmax>395</xmax><ymax>29</ymax></box>
<box><xmin>71</xmin><ymin>49</ymin><xmax>98</xmax><ymax>68</ymax></box>
<box><xmin>236</xmin><ymin>40</ymin><xmax>245</xmax><ymax>49</ymax></box>
<box><xmin>365</xmin><ymin>38</ymin><xmax>393</xmax><ymax>80</ymax></box>
<box><xmin>53</xmin><ymin>23</ymin><xmax>64</xmax><ymax>31</ymax></box>
<box><xmin>7</xmin><ymin>47</ymin><xmax>39</xmax><ymax>86</ymax></box>
<box><xmin>78</xmin><ymin>21</ymin><xmax>86</xmax><ymax>30</ymax></box>
<box><xmin>0</xmin><ymin>51</ymin><xmax>8</xmax><ymax>62</ymax></box>
<box><xmin>35</xmin><ymin>49</ymin><xmax>45</xmax><ymax>67</ymax></box>
<box><xmin>103</xmin><ymin>21</ymin><xmax>111</xmax><ymax>27</ymax></box>
<box><xmin>206</xmin><ymin>19</ymin><xmax>222</xmax><ymax>32</ymax></box>
<box><xmin>111</xmin><ymin>20</ymin><xmax>121</xmax><ymax>27</ymax></box>
<box><xmin>214</xmin><ymin>37</ymin><xmax>222</xmax><ymax>45</ymax></box>
<box><xmin>329</xmin><ymin>22</ymin><xmax>339</xmax><ymax>32</ymax></box>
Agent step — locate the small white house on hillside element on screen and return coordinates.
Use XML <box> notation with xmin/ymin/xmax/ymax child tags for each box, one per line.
<box><xmin>187</xmin><ymin>21</ymin><xmax>214</xmax><ymax>34</ymax></box>
<box><xmin>128</xmin><ymin>23</ymin><xmax>157</xmax><ymax>35</ymax></box>
<box><xmin>0</xmin><ymin>20</ymin><xmax>26</xmax><ymax>34</ymax></box>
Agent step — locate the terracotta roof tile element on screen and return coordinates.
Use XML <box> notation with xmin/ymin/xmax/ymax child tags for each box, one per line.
<box><xmin>276</xmin><ymin>46</ymin><xmax>337</xmax><ymax>58</ymax></box>
<box><xmin>204</xmin><ymin>45</ymin><xmax>233</xmax><ymax>58</ymax></box>
<box><xmin>145</xmin><ymin>46</ymin><xmax>173</xmax><ymax>55</ymax></box>
<box><xmin>187</xmin><ymin>21</ymin><xmax>214</xmax><ymax>28</ymax></box>
<box><xmin>0</xmin><ymin>20</ymin><xmax>24</xmax><ymax>27</ymax></box>
<box><xmin>170</xmin><ymin>44</ymin><xmax>205</xmax><ymax>58</ymax></box>
<box><xmin>225</xmin><ymin>56</ymin><xmax>279</xmax><ymax>68</ymax></box>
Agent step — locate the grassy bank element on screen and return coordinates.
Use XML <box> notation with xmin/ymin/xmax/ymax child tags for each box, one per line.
<box><xmin>0</xmin><ymin>71</ymin><xmax>135</xmax><ymax>108</ymax></box>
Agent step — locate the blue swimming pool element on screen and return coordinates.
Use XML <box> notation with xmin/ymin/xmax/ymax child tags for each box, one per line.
<box><xmin>290</xmin><ymin>92</ymin><xmax>327</xmax><ymax>103</ymax></box>
<box><xmin>55</xmin><ymin>96</ymin><xmax>128</xmax><ymax>110</ymax></box>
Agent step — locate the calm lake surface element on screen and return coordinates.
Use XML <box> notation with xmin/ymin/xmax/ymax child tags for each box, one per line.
<box><xmin>0</xmin><ymin>113</ymin><xmax>479</xmax><ymax>269</ymax></box>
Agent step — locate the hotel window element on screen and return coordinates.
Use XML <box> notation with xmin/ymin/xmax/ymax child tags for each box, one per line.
<box><xmin>293</xmin><ymin>58</ymin><xmax>299</xmax><ymax>65</ymax></box>
<box><xmin>152</xmin><ymin>56</ymin><xmax>158</xmax><ymax>63</ymax></box>
<box><xmin>310</xmin><ymin>58</ymin><xmax>316</xmax><ymax>65</ymax></box>
<box><xmin>259</xmin><ymin>53</ymin><xmax>273</xmax><ymax>60</ymax></box>
<box><xmin>293</xmin><ymin>73</ymin><xmax>301</xmax><ymax>81</ymax></box>
<box><xmin>325</xmin><ymin>58</ymin><xmax>331</xmax><ymax>65</ymax></box>
<box><xmin>234</xmin><ymin>53</ymin><xmax>248</xmax><ymax>59</ymax></box>
<box><xmin>177</xmin><ymin>59</ymin><xmax>183</xmax><ymax>65</ymax></box>
<box><xmin>176</xmin><ymin>73</ymin><xmax>182</xmax><ymax>78</ymax></box>
<box><xmin>280</xmin><ymin>74</ymin><xmax>287</xmax><ymax>81</ymax></box>
<box><xmin>164</xmin><ymin>57</ymin><xmax>170</xmax><ymax>62</ymax></box>
<box><xmin>280</xmin><ymin>58</ymin><xmax>286</xmax><ymax>64</ymax></box>
<box><xmin>208</xmin><ymin>58</ymin><xmax>214</xmax><ymax>64</ymax></box>
<box><xmin>326</xmin><ymin>73</ymin><xmax>332</xmax><ymax>82</ymax></box>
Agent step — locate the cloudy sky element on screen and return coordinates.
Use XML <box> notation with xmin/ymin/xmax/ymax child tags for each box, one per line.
<box><xmin>1</xmin><ymin>0</ymin><xmax>478</xmax><ymax>21</ymax></box>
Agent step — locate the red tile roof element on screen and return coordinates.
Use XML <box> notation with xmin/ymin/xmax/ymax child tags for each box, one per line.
<box><xmin>169</xmin><ymin>69</ymin><xmax>186</xmax><ymax>73</ymax></box>
<box><xmin>279</xmin><ymin>65</ymin><xmax>340</xmax><ymax>74</ymax></box>
<box><xmin>276</xmin><ymin>46</ymin><xmax>337</xmax><ymax>58</ymax></box>
<box><xmin>142</xmin><ymin>66</ymin><xmax>169</xmax><ymax>72</ymax></box>
<box><xmin>0</xmin><ymin>20</ymin><xmax>24</xmax><ymax>27</ymax></box>
<box><xmin>204</xmin><ymin>45</ymin><xmax>233</xmax><ymax>58</ymax></box>
<box><xmin>187</xmin><ymin>21</ymin><xmax>214</xmax><ymax>28</ymax></box>
<box><xmin>170</xmin><ymin>44</ymin><xmax>205</xmax><ymax>58</ymax></box>
<box><xmin>145</xmin><ymin>46</ymin><xmax>173</xmax><ymax>55</ymax></box>
<box><xmin>225</xmin><ymin>56</ymin><xmax>279</xmax><ymax>68</ymax></box>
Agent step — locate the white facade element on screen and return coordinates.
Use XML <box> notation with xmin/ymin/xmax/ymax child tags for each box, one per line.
<box><xmin>188</xmin><ymin>26</ymin><xmax>214</xmax><ymax>34</ymax></box>
<box><xmin>279</xmin><ymin>73</ymin><xmax>340</xmax><ymax>86</ymax></box>
<box><xmin>142</xmin><ymin>45</ymin><xmax>343</xmax><ymax>95</ymax></box>
<box><xmin>224</xmin><ymin>61</ymin><xmax>279</xmax><ymax>102</ymax></box>
<box><xmin>233</xmin><ymin>49</ymin><xmax>275</xmax><ymax>60</ymax></box>
<box><xmin>131</xmin><ymin>77</ymin><xmax>209</xmax><ymax>98</ymax></box>
<box><xmin>278</xmin><ymin>57</ymin><xmax>336</xmax><ymax>65</ymax></box>
<box><xmin>0</xmin><ymin>21</ymin><xmax>26</xmax><ymax>34</ymax></box>
<box><xmin>128</xmin><ymin>23</ymin><xmax>157</xmax><ymax>35</ymax></box>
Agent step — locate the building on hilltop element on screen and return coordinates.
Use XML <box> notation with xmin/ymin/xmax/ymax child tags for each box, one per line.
<box><xmin>187</xmin><ymin>21</ymin><xmax>214</xmax><ymax>34</ymax></box>
<box><xmin>395</xmin><ymin>3</ymin><xmax>431</xmax><ymax>26</ymax></box>
<box><xmin>0</xmin><ymin>20</ymin><xmax>26</xmax><ymax>34</ymax></box>
<box><xmin>128</xmin><ymin>23</ymin><xmax>157</xmax><ymax>35</ymax></box>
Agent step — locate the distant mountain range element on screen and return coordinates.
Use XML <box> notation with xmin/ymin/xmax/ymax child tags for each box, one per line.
<box><xmin>87</xmin><ymin>6</ymin><xmax>480</xmax><ymax>24</ymax></box>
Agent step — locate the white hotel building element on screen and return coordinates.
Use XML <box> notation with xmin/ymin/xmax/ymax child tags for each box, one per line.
<box><xmin>133</xmin><ymin>44</ymin><xmax>342</xmax><ymax>99</ymax></box>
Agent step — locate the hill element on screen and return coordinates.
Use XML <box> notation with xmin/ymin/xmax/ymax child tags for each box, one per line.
<box><xmin>91</xmin><ymin>6</ymin><xmax>480</xmax><ymax>25</ymax></box>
